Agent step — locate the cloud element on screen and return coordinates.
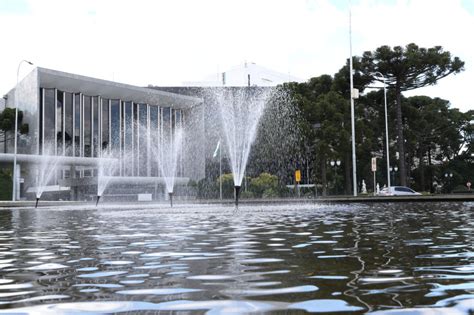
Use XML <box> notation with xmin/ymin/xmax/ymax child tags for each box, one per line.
<box><xmin>1</xmin><ymin>0</ymin><xmax>472</xmax><ymax>112</ymax></box>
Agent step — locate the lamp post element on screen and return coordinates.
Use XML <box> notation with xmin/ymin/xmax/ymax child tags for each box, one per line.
<box><xmin>444</xmin><ymin>172</ymin><xmax>453</xmax><ymax>193</ymax></box>
<box><xmin>330</xmin><ymin>159</ymin><xmax>341</xmax><ymax>195</ymax></box>
<box><xmin>373</xmin><ymin>71</ymin><xmax>391</xmax><ymax>191</ymax></box>
<box><xmin>12</xmin><ymin>60</ymin><xmax>34</xmax><ymax>201</ymax></box>
<box><xmin>390</xmin><ymin>166</ymin><xmax>398</xmax><ymax>186</ymax></box>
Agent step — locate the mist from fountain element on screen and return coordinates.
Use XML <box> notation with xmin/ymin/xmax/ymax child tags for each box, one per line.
<box><xmin>35</xmin><ymin>142</ymin><xmax>61</xmax><ymax>206</ymax></box>
<box><xmin>96</xmin><ymin>149</ymin><xmax>119</xmax><ymax>205</ymax></box>
<box><xmin>211</xmin><ymin>88</ymin><xmax>272</xmax><ymax>205</ymax></box>
<box><xmin>149</xmin><ymin>126</ymin><xmax>184</xmax><ymax>199</ymax></box>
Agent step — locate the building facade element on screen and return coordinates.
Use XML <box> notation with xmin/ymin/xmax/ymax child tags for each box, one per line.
<box><xmin>1</xmin><ymin>68</ymin><xmax>204</xmax><ymax>201</ymax></box>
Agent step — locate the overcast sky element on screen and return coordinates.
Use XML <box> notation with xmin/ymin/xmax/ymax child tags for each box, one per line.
<box><xmin>1</xmin><ymin>0</ymin><xmax>473</xmax><ymax>112</ymax></box>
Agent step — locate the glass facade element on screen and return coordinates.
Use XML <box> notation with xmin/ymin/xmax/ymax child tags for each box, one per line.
<box><xmin>110</xmin><ymin>99</ymin><xmax>120</xmax><ymax>153</ymax></box>
<box><xmin>56</xmin><ymin>91</ymin><xmax>63</xmax><ymax>155</ymax></box>
<box><xmin>83</xmin><ymin>96</ymin><xmax>91</xmax><ymax>158</ymax></box>
<box><xmin>43</xmin><ymin>89</ymin><xmax>55</xmax><ymax>154</ymax></box>
<box><xmin>123</xmin><ymin>101</ymin><xmax>133</xmax><ymax>176</ymax></box>
<box><xmin>39</xmin><ymin>87</ymin><xmax>184</xmax><ymax>179</ymax></box>
<box><xmin>64</xmin><ymin>92</ymin><xmax>73</xmax><ymax>156</ymax></box>
<box><xmin>138</xmin><ymin>104</ymin><xmax>148</xmax><ymax>177</ymax></box>
<box><xmin>92</xmin><ymin>96</ymin><xmax>99</xmax><ymax>158</ymax></box>
<box><xmin>74</xmin><ymin>93</ymin><xmax>81</xmax><ymax>157</ymax></box>
<box><xmin>149</xmin><ymin>105</ymin><xmax>159</xmax><ymax>177</ymax></box>
<box><xmin>101</xmin><ymin>98</ymin><xmax>109</xmax><ymax>153</ymax></box>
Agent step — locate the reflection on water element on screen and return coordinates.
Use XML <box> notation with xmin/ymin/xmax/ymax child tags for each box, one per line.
<box><xmin>0</xmin><ymin>202</ymin><xmax>473</xmax><ymax>314</ymax></box>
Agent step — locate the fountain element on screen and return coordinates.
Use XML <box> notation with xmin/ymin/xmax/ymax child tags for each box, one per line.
<box><xmin>34</xmin><ymin>142</ymin><xmax>61</xmax><ymax>208</ymax></box>
<box><xmin>96</xmin><ymin>150</ymin><xmax>119</xmax><ymax>206</ymax></box>
<box><xmin>212</xmin><ymin>87</ymin><xmax>272</xmax><ymax>206</ymax></box>
<box><xmin>150</xmin><ymin>126</ymin><xmax>184</xmax><ymax>207</ymax></box>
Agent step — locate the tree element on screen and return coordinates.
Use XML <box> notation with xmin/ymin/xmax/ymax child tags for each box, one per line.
<box><xmin>403</xmin><ymin>96</ymin><xmax>470</xmax><ymax>190</ymax></box>
<box><xmin>0</xmin><ymin>107</ymin><xmax>23</xmax><ymax>133</ymax></box>
<box><xmin>359</xmin><ymin>43</ymin><xmax>464</xmax><ymax>186</ymax></box>
<box><xmin>0</xmin><ymin>108</ymin><xmax>26</xmax><ymax>153</ymax></box>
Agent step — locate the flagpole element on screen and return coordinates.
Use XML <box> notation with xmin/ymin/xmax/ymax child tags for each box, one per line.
<box><xmin>219</xmin><ymin>139</ymin><xmax>222</xmax><ymax>200</ymax></box>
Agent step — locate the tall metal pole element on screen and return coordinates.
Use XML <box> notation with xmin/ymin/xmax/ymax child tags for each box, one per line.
<box><xmin>12</xmin><ymin>60</ymin><xmax>33</xmax><ymax>201</ymax></box>
<box><xmin>349</xmin><ymin>1</ymin><xmax>357</xmax><ymax>196</ymax></box>
<box><xmin>382</xmin><ymin>76</ymin><xmax>391</xmax><ymax>189</ymax></box>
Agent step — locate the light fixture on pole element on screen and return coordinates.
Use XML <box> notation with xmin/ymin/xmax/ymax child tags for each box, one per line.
<box><xmin>390</xmin><ymin>166</ymin><xmax>398</xmax><ymax>185</ymax></box>
<box><xmin>12</xmin><ymin>60</ymin><xmax>34</xmax><ymax>201</ymax></box>
<box><xmin>330</xmin><ymin>160</ymin><xmax>341</xmax><ymax>195</ymax></box>
<box><xmin>444</xmin><ymin>172</ymin><xmax>453</xmax><ymax>193</ymax></box>
<box><xmin>372</xmin><ymin>71</ymin><xmax>391</xmax><ymax>191</ymax></box>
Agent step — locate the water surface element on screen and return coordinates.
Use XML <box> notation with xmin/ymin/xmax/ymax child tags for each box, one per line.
<box><xmin>0</xmin><ymin>202</ymin><xmax>473</xmax><ymax>314</ymax></box>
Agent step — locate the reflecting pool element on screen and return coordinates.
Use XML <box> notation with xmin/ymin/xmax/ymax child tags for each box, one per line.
<box><xmin>0</xmin><ymin>202</ymin><xmax>473</xmax><ymax>314</ymax></box>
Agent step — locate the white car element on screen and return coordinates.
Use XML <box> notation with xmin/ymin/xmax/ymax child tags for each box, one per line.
<box><xmin>377</xmin><ymin>186</ymin><xmax>421</xmax><ymax>196</ymax></box>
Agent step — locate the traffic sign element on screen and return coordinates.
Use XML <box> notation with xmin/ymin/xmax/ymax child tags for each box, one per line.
<box><xmin>295</xmin><ymin>170</ymin><xmax>301</xmax><ymax>183</ymax></box>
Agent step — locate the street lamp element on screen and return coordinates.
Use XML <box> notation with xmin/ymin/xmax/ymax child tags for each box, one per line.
<box><xmin>330</xmin><ymin>160</ymin><xmax>341</xmax><ymax>195</ymax></box>
<box><xmin>390</xmin><ymin>166</ymin><xmax>398</xmax><ymax>186</ymax></box>
<box><xmin>372</xmin><ymin>71</ymin><xmax>391</xmax><ymax>191</ymax></box>
<box><xmin>12</xmin><ymin>60</ymin><xmax>34</xmax><ymax>201</ymax></box>
<box><xmin>444</xmin><ymin>172</ymin><xmax>453</xmax><ymax>193</ymax></box>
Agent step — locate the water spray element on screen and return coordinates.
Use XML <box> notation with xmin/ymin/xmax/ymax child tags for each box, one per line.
<box><xmin>35</xmin><ymin>197</ymin><xmax>40</xmax><ymax>208</ymax></box>
<box><xmin>96</xmin><ymin>195</ymin><xmax>101</xmax><ymax>207</ymax></box>
<box><xmin>234</xmin><ymin>185</ymin><xmax>241</xmax><ymax>208</ymax></box>
<box><xmin>169</xmin><ymin>192</ymin><xmax>173</xmax><ymax>207</ymax></box>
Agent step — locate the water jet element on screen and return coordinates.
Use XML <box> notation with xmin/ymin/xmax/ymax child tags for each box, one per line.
<box><xmin>97</xmin><ymin>150</ymin><xmax>119</xmax><ymax>204</ymax></box>
<box><xmin>34</xmin><ymin>142</ymin><xmax>61</xmax><ymax>206</ymax></box>
<box><xmin>213</xmin><ymin>87</ymin><xmax>271</xmax><ymax>197</ymax></box>
<box><xmin>149</xmin><ymin>126</ymin><xmax>184</xmax><ymax>205</ymax></box>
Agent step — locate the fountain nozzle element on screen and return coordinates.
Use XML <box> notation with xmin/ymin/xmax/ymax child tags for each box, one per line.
<box><xmin>35</xmin><ymin>197</ymin><xmax>39</xmax><ymax>208</ymax></box>
<box><xmin>169</xmin><ymin>192</ymin><xmax>173</xmax><ymax>207</ymax></box>
<box><xmin>96</xmin><ymin>195</ymin><xmax>101</xmax><ymax>207</ymax></box>
<box><xmin>235</xmin><ymin>186</ymin><xmax>241</xmax><ymax>208</ymax></box>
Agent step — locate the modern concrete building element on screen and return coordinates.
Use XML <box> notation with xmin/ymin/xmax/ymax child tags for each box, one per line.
<box><xmin>1</xmin><ymin>68</ymin><xmax>204</xmax><ymax>201</ymax></box>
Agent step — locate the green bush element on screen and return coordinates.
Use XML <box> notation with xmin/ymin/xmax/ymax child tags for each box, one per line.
<box><xmin>0</xmin><ymin>170</ymin><xmax>12</xmax><ymax>200</ymax></box>
<box><xmin>217</xmin><ymin>173</ymin><xmax>236</xmax><ymax>199</ymax></box>
<box><xmin>250</xmin><ymin>172</ymin><xmax>279</xmax><ymax>198</ymax></box>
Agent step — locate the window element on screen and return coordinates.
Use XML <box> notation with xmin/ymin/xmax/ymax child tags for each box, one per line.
<box><xmin>110</xmin><ymin>100</ymin><xmax>120</xmax><ymax>153</ymax></box>
<box><xmin>64</xmin><ymin>92</ymin><xmax>73</xmax><ymax>156</ymax></box>
<box><xmin>124</xmin><ymin>101</ymin><xmax>133</xmax><ymax>176</ymax></box>
<box><xmin>92</xmin><ymin>96</ymin><xmax>99</xmax><ymax>157</ymax></box>
<box><xmin>43</xmin><ymin>88</ymin><xmax>55</xmax><ymax>154</ymax></box>
<box><xmin>101</xmin><ymin>98</ymin><xmax>109</xmax><ymax>152</ymax></box>
<box><xmin>162</xmin><ymin>107</ymin><xmax>171</xmax><ymax>141</ymax></box>
<box><xmin>56</xmin><ymin>90</ymin><xmax>63</xmax><ymax>155</ymax></box>
<box><xmin>83</xmin><ymin>96</ymin><xmax>91</xmax><ymax>157</ymax></box>
<box><xmin>74</xmin><ymin>93</ymin><xmax>81</xmax><ymax>157</ymax></box>
<box><xmin>149</xmin><ymin>105</ymin><xmax>159</xmax><ymax>176</ymax></box>
<box><xmin>138</xmin><ymin>104</ymin><xmax>148</xmax><ymax>176</ymax></box>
